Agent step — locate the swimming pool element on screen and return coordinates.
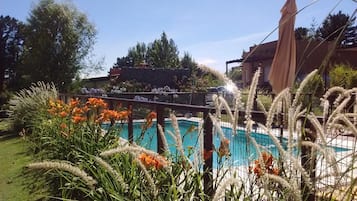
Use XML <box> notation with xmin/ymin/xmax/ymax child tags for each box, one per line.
<box><xmin>109</xmin><ymin>119</ymin><xmax>349</xmax><ymax>167</ymax></box>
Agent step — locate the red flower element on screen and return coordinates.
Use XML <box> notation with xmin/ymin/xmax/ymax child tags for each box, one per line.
<box><xmin>203</xmin><ymin>149</ymin><xmax>213</xmax><ymax>161</ymax></box>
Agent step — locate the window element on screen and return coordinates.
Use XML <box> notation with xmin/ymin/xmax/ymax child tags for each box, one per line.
<box><xmin>264</xmin><ymin>65</ymin><xmax>271</xmax><ymax>82</ymax></box>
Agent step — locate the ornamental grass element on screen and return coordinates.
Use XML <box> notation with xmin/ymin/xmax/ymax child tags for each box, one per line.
<box><xmin>9</xmin><ymin>65</ymin><xmax>357</xmax><ymax>200</ymax></box>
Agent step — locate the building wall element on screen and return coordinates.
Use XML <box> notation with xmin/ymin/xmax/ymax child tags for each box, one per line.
<box><xmin>241</xmin><ymin>40</ymin><xmax>357</xmax><ymax>88</ymax></box>
<box><xmin>83</xmin><ymin>77</ymin><xmax>109</xmax><ymax>89</ymax></box>
<box><xmin>333</xmin><ymin>47</ymin><xmax>357</xmax><ymax>67</ymax></box>
<box><xmin>110</xmin><ymin>67</ymin><xmax>190</xmax><ymax>89</ymax></box>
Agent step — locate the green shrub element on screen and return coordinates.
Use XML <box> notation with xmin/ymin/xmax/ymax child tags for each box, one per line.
<box><xmin>8</xmin><ymin>82</ymin><xmax>58</xmax><ymax>132</ymax></box>
<box><xmin>23</xmin><ymin>96</ymin><xmax>226</xmax><ymax>200</ymax></box>
<box><xmin>241</xmin><ymin>88</ymin><xmax>273</xmax><ymax>111</ymax></box>
<box><xmin>329</xmin><ymin>63</ymin><xmax>357</xmax><ymax>89</ymax></box>
<box><xmin>0</xmin><ymin>89</ymin><xmax>12</xmax><ymax>109</ymax></box>
<box><xmin>18</xmin><ymin>68</ymin><xmax>357</xmax><ymax>200</ymax></box>
<box><xmin>291</xmin><ymin>73</ymin><xmax>324</xmax><ymax>115</ymax></box>
<box><xmin>257</xmin><ymin>91</ymin><xmax>273</xmax><ymax>110</ymax></box>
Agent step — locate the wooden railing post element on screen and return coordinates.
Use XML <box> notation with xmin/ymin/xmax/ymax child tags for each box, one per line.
<box><xmin>64</xmin><ymin>94</ymin><xmax>69</xmax><ymax>104</ymax></box>
<box><xmin>156</xmin><ymin>106</ymin><xmax>165</xmax><ymax>154</ymax></box>
<box><xmin>128</xmin><ymin>103</ymin><xmax>133</xmax><ymax>143</ymax></box>
<box><xmin>107</xmin><ymin>100</ymin><xmax>115</xmax><ymax>126</ymax></box>
<box><xmin>203</xmin><ymin>110</ymin><xmax>213</xmax><ymax>197</ymax></box>
<box><xmin>301</xmin><ymin>120</ymin><xmax>316</xmax><ymax>201</ymax></box>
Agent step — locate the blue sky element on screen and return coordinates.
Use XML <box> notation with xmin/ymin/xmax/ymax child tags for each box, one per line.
<box><xmin>1</xmin><ymin>0</ymin><xmax>356</xmax><ymax>77</ymax></box>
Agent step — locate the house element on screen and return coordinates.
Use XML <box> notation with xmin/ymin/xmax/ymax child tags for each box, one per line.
<box><xmin>82</xmin><ymin>76</ymin><xmax>109</xmax><ymax>89</ymax></box>
<box><xmin>240</xmin><ymin>39</ymin><xmax>357</xmax><ymax>89</ymax></box>
<box><xmin>109</xmin><ymin>66</ymin><xmax>190</xmax><ymax>89</ymax></box>
<box><xmin>82</xmin><ymin>67</ymin><xmax>190</xmax><ymax>93</ymax></box>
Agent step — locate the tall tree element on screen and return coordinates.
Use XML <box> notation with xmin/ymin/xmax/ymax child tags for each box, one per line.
<box><xmin>127</xmin><ymin>42</ymin><xmax>147</xmax><ymax>67</ymax></box>
<box><xmin>316</xmin><ymin>11</ymin><xmax>354</xmax><ymax>42</ymax></box>
<box><xmin>228</xmin><ymin>68</ymin><xmax>242</xmax><ymax>83</ymax></box>
<box><xmin>114</xmin><ymin>56</ymin><xmax>132</xmax><ymax>67</ymax></box>
<box><xmin>0</xmin><ymin>15</ymin><xmax>24</xmax><ymax>91</ymax></box>
<box><xmin>342</xmin><ymin>25</ymin><xmax>357</xmax><ymax>47</ymax></box>
<box><xmin>114</xmin><ymin>32</ymin><xmax>181</xmax><ymax>68</ymax></box>
<box><xmin>146</xmin><ymin>32</ymin><xmax>180</xmax><ymax>68</ymax></box>
<box><xmin>295</xmin><ymin>27</ymin><xmax>310</xmax><ymax>40</ymax></box>
<box><xmin>20</xmin><ymin>0</ymin><xmax>96</xmax><ymax>91</ymax></box>
<box><xmin>180</xmin><ymin>52</ymin><xmax>197</xmax><ymax>71</ymax></box>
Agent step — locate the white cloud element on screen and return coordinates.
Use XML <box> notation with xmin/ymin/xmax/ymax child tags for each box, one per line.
<box><xmin>196</xmin><ymin>58</ymin><xmax>218</xmax><ymax>66</ymax></box>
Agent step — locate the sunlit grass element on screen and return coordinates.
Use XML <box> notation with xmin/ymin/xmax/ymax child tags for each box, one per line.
<box><xmin>0</xmin><ymin>119</ymin><xmax>49</xmax><ymax>201</ymax></box>
<box><xmin>0</xmin><ymin>120</ymin><xmax>10</xmax><ymax>132</ymax></box>
<box><xmin>0</xmin><ymin>134</ymin><xmax>33</xmax><ymax>201</ymax></box>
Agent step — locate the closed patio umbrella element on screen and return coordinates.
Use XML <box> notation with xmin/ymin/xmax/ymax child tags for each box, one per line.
<box><xmin>269</xmin><ymin>0</ymin><xmax>297</xmax><ymax>94</ymax></box>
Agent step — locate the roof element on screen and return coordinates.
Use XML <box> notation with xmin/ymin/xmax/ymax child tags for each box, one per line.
<box><xmin>83</xmin><ymin>76</ymin><xmax>109</xmax><ymax>82</ymax></box>
<box><xmin>240</xmin><ymin>39</ymin><xmax>356</xmax><ymax>74</ymax></box>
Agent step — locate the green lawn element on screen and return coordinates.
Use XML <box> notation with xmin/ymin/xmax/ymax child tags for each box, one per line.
<box><xmin>0</xmin><ymin>134</ymin><xmax>34</xmax><ymax>201</ymax></box>
<box><xmin>0</xmin><ymin>119</ymin><xmax>43</xmax><ymax>201</ymax></box>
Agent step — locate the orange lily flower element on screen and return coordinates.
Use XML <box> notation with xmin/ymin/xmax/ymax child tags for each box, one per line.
<box><xmin>86</xmin><ymin>98</ymin><xmax>108</xmax><ymax>108</ymax></box>
<box><xmin>218</xmin><ymin>138</ymin><xmax>230</xmax><ymax>157</ymax></box>
<box><xmin>117</xmin><ymin>110</ymin><xmax>130</xmax><ymax>120</ymax></box>
<box><xmin>138</xmin><ymin>152</ymin><xmax>168</xmax><ymax>170</ymax></box>
<box><xmin>60</xmin><ymin>123</ymin><xmax>67</xmax><ymax>129</ymax></box>
<box><xmin>249</xmin><ymin>152</ymin><xmax>280</xmax><ymax>177</ymax></box>
<box><xmin>59</xmin><ymin>111</ymin><xmax>68</xmax><ymax>118</ymax></box>
<box><xmin>69</xmin><ymin>98</ymin><xmax>80</xmax><ymax>109</ymax></box>
<box><xmin>72</xmin><ymin>115</ymin><xmax>86</xmax><ymax>124</ymax></box>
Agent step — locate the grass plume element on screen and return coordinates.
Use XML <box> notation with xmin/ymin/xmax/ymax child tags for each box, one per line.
<box><xmin>27</xmin><ymin>161</ymin><xmax>97</xmax><ymax>189</ymax></box>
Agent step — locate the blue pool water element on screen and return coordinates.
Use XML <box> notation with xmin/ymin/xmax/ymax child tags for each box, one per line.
<box><xmin>109</xmin><ymin>120</ymin><xmax>349</xmax><ymax>167</ymax></box>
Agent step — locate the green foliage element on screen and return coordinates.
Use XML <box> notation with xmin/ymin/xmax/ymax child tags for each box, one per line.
<box><xmin>128</xmin><ymin>42</ymin><xmax>148</xmax><ymax>67</ymax></box>
<box><xmin>228</xmin><ymin>68</ymin><xmax>242</xmax><ymax>84</ymax></box>
<box><xmin>295</xmin><ymin>73</ymin><xmax>324</xmax><ymax>95</ymax></box>
<box><xmin>115</xmin><ymin>32</ymin><xmax>181</xmax><ymax>69</ymax></box>
<box><xmin>292</xmin><ymin>73</ymin><xmax>324</xmax><ymax>115</ymax></box>
<box><xmin>68</xmin><ymin>75</ymin><xmax>85</xmax><ymax>93</ymax></box>
<box><xmin>0</xmin><ymin>121</ymin><xmax>10</xmax><ymax>132</ymax></box>
<box><xmin>0</xmin><ymin>135</ymin><xmax>42</xmax><ymax>201</ymax></box>
<box><xmin>0</xmin><ymin>90</ymin><xmax>12</xmax><ymax>108</ymax></box>
<box><xmin>115</xmin><ymin>43</ymin><xmax>149</xmax><ymax>67</ymax></box>
<box><xmin>316</xmin><ymin>11</ymin><xmax>354</xmax><ymax>42</ymax></box>
<box><xmin>329</xmin><ymin>63</ymin><xmax>357</xmax><ymax>89</ymax></box>
<box><xmin>147</xmin><ymin>32</ymin><xmax>180</xmax><ymax>68</ymax></box>
<box><xmin>179</xmin><ymin>72</ymin><xmax>225</xmax><ymax>92</ymax></box>
<box><xmin>180</xmin><ymin>52</ymin><xmax>197</xmax><ymax>71</ymax></box>
<box><xmin>240</xmin><ymin>88</ymin><xmax>273</xmax><ymax>111</ymax></box>
<box><xmin>257</xmin><ymin>92</ymin><xmax>273</xmax><ymax>111</ymax></box>
<box><xmin>8</xmin><ymin>82</ymin><xmax>58</xmax><ymax>132</ymax></box>
<box><xmin>0</xmin><ymin>15</ymin><xmax>24</xmax><ymax>92</ymax></box>
<box><xmin>23</xmin><ymin>97</ymin><xmax>126</xmax><ymax>199</ymax></box>
<box><xmin>110</xmin><ymin>79</ymin><xmax>149</xmax><ymax>92</ymax></box>
<box><xmin>20</xmin><ymin>0</ymin><xmax>96</xmax><ymax>92</ymax></box>
<box><xmin>296</xmin><ymin>10</ymin><xmax>355</xmax><ymax>45</ymax></box>
<box><xmin>6</xmin><ymin>70</ymin><xmax>357</xmax><ymax>200</ymax></box>
<box><xmin>295</xmin><ymin>27</ymin><xmax>312</xmax><ymax>40</ymax></box>
<box><xmin>18</xmin><ymin>94</ymin><xmax>211</xmax><ymax>200</ymax></box>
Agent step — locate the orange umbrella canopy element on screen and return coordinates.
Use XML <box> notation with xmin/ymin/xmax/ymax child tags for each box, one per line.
<box><xmin>269</xmin><ymin>0</ymin><xmax>297</xmax><ymax>94</ymax></box>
